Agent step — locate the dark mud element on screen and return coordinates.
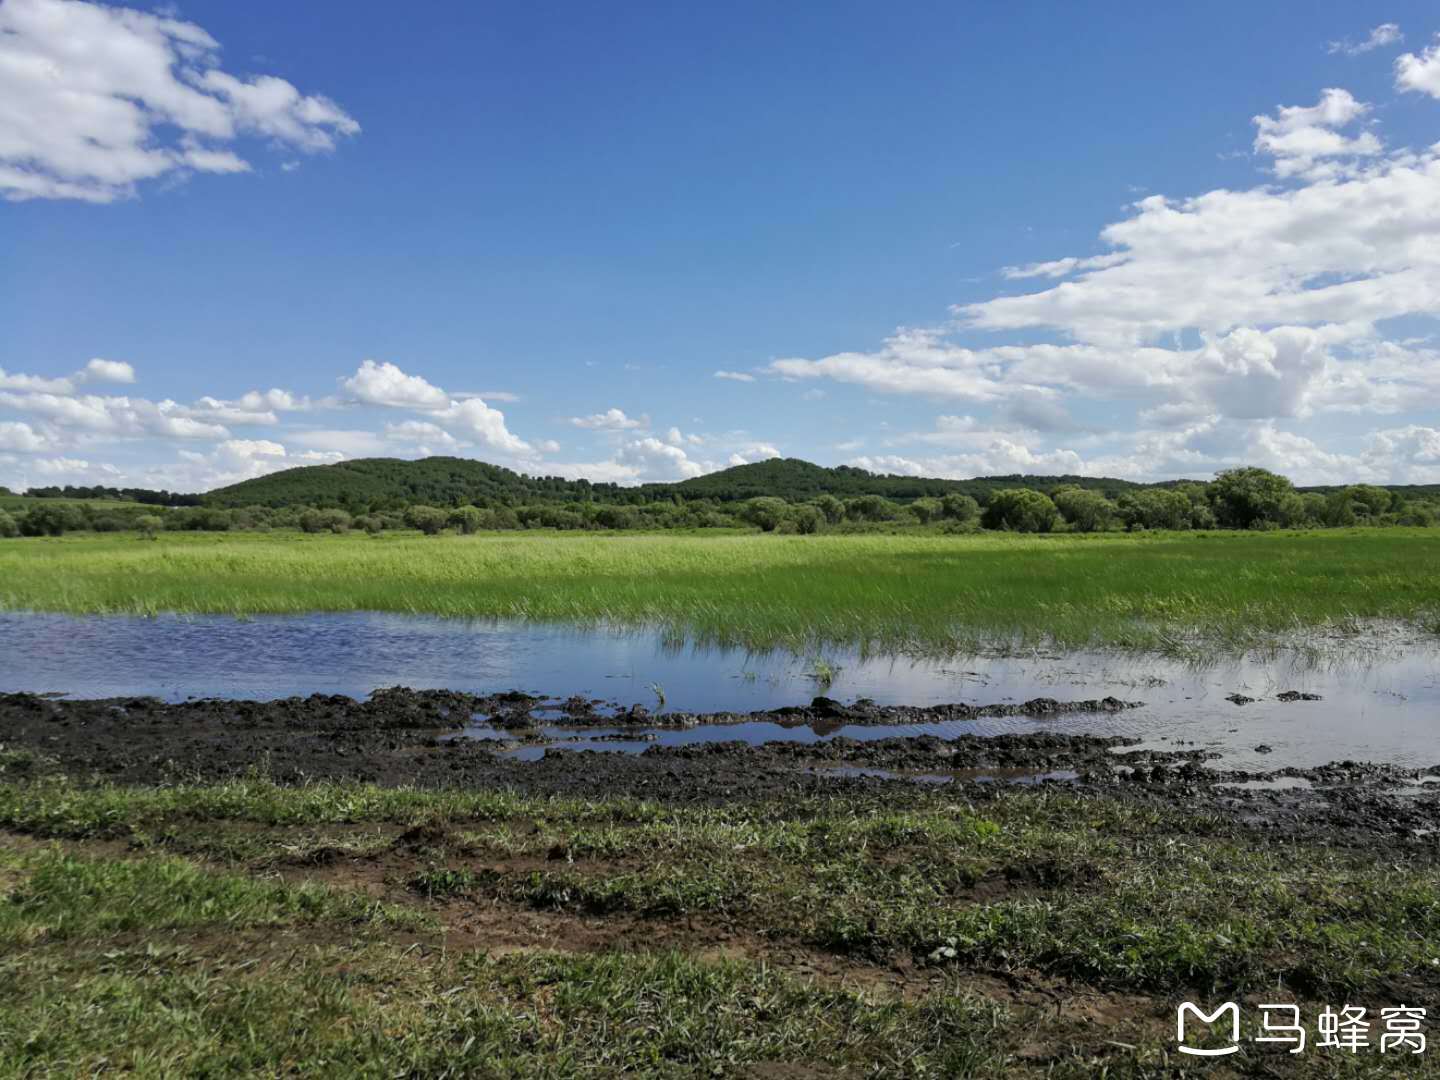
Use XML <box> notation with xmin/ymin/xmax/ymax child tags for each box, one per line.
<box><xmin>3</xmin><ymin>688</ymin><xmax>1438</xmax><ymax>847</ymax></box>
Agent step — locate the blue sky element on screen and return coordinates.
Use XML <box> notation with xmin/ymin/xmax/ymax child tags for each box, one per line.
<box><xmin>3</xmin><ymin>0</ymin><xmax>1440</xmax><ymax>490</ymax></box>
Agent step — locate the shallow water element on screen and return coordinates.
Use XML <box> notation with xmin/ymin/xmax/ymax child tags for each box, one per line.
<box><xmin>1</xmin><ymin>611</ymin><xmax>1437</xmax><ymax>771</ymax></box>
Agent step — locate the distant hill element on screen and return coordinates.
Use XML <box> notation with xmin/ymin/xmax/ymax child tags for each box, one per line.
<box><xmin>207</xmin><ymin>455</ymin><xmax>1165</xmax><ymax>510</ymax></box>
<box><xmin>664</xmin><ymin>458</ymin><xmax>1149</xmax><ymax>502</ymax></box>
<box><xmin>206</xmin><ymin>457</ymin><xmax>620</xmax><ymax>509</ymax></box>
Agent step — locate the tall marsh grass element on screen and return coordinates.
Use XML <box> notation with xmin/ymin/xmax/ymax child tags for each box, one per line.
<box><xmin>1</xmin><ymin>527</ymin><xmax>1436</xmax><ymax>656</ymax></box>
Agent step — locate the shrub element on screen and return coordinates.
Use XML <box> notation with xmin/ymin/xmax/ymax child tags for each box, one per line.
<box><xmin>1209</xmin><ymin>467</ymin><xmax>1295</xmax><ymax>529</ymax></box>
<box><xmin>0</xmin><ymin>509</ymin><xmax>16</xmax><ymax>538</ymax></box>
<box><xmin>136</xmin><ymin>514</ymin><xmax>163</xmax><ymax>540</ymax></box>
<box><xmin>1051</xmin><ymin>487</ymin><xmax>1116</xmax><ymax>533</ymax></box>
<box><xmin>844</xmin><ymin>495</ymin><xmax>893</xmax><ymax>523</ymax></box>
<box><xmin>738</xmin><ymin>497</ymin><xmax>790</xmax><ymax>532</ymax></box>
<box><xmin>791</xmin><ymin>504</ymin><xmax>824</xmax><ymax>534</ymax></box>
<box><xmin>449</xmin><ymin>506</ymin><xmax>485</xmax><ymax>534</ymax></box>
<box><xmin>18</xmin><ymin>504</ymin><xmax>83</xmax><ymax>537</ymax></box>
<box><xmin>298</xmin><ymin>509</ymin><xmax>349</xmax><ymax>534</ymax></box>
<box><xmin>1116</xmin><ymin>490</ymin><xmax>1191</xmax><ymax>532</ymax></box>
<box><xmin>940</xmin><ymin>494</ymin><xmax>980</xmax><ymax>524</ymax></box>
<box><xmin>404</xmin><ymin>506</ymin><xmax>449</xmax><ymax>535</ymax></box>
<box><xmin>811</xmin><ymin>495</ymin><xmax>845</xmax><ymax>525</ymax></box>
<box><xmin>981</xmin><ymin>489</ymin><xmax>1060</xmax><ymax>533</ymax></box>
<box><xmin>594</xmin><ymin>506</ymin><xmax>639</xmax><ymax>530</ymax></box>
<box><xmin>908</xmin><ymin>497</ymin><xmax>944</xmax><ymax>524</ymax></box>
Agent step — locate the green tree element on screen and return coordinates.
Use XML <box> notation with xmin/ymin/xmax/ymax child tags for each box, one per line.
<box><xmin>810</xmin><ymin>495</ymin><xmax>845</xmax><ymax>525</ymax></box>
<box><xmin>0</xmin><ymin>509</ymin><xmax>17</xmax><ymax>538</ymax></box>
<box><xmin>939</xmin><ymin>493</ymin><xmax>981</xmax><ymax>524</ymax></box>
<box><xmin>1325</xmin><ymin>484</ymin><xmax>1393</xmax><ymax>526</ymax></box>
<box><xmin>739</xmin><ymin>497</ymin><xmax>790</xmax><ymax>532</ymax></box>
<box><xmin>136</xmin><ymin>514</ymin><xmax>163</xmax><ymax>540</ymax></box>
<box><xmin>594</xmin><ymin>505</ymin><xmax>639</xmax><ymax>530</ymax></box>
<box><xmin>1115</xmin><ymin>490</ymin><xmax>1191</xmax><ymax>531</ymax></box>
<box><xmin>18</xmin><ymin>504</ymin><xmax>83</xmax><ymax>537</ymax></box>
<box><xmin>449</xmin><ymin>506</ymin><xmax>485</xmax><ymax>534</ymax></box>
<box><xmin>1208</xmin><ymin>467</ymin><xmax>1295</xmax><ymax>529</ymax></box>
<box><xmin>791</xmin><ymin>504</ymin><xmax>824</xmax><ymax>534</ymax></box>
<box><xmin>404</xmin><ymin>505</ymin><xmax>449</xmax><ymax>535</ymax></box>
<box><xmin>844</xmin><ymin>495</ymin><xmax>893</xmax><ymax>522</ymax></box>
<box><xmin>981</xmin><ymin>489</ymin><xmax>1061</xmax><ymax>533</ymax></box>
<box><xmin>908</xmin><ymin>497</ymin><xmax>944</xmax><ymax>524</ymax></box>
<box><xmin>1051</xmin><ymin>487</ymin><xmax>1116</xmax><ymax>533</ymax></box>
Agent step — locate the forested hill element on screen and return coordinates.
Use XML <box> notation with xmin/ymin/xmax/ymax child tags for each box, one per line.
<box><xmin>205</xmin><ymin>455</ymin><xmax>1154</xmax><ymax>510</ymax></box>
<box><xmin>667</xmin><ymin>458</ymin><xmax>1146</xmax><ymax>502</ymax></box>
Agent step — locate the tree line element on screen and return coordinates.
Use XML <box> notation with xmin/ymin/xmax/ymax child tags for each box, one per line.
<box><xmin>1</xmin><ymin>467</ymin><xmax>1436</xmax><ymax>539</ymax></box>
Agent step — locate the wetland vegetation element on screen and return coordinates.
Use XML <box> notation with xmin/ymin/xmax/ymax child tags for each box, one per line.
<box><xmin>2</xmin><ymin>526</ymin><xmax>1437</xmax><ymax>657</ymax></box>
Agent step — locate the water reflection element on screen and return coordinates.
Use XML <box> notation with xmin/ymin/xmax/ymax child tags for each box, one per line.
<box><xmin>1</xmin><ymin>611</ymin><xmax>1437</xmax><ymax>771</ymax></box>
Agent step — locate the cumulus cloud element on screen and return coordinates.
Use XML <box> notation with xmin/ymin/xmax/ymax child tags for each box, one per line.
<box><xmin>81</xmin><ymin>358</ymin><xmax>135</xmax><ymax>384</ymax></box>
<box><xmin>342</xmin><ymin>360</ymin><xmax>449</xmax><ymax>410</ymax></box>
<box><xmin>1251</xmin><ymin>88</ymin><xmax>1382</xmax><ymax>179</ymax></box>
<box><xmin>0</xmin><ymin>420</ymin><xmax>51</xmax><ymax>452</ymax></box>
<box><xmin>713</xmin><ymin>370</ymin><xmax>756</xmax><ymax>382</ymax></box>
<box><xmin>0</xmin><ymin>0</ymin><xmax>359</xmax><ymax>203</ymax></box>
<box><xmin>569</xmin><ymin>407</ymin><xmax>645</xmax><ymax>431</ymax></box>
<box><xmin>849</xmin><ymin>441</ymin><xmax>1087</xmax><ymax>479</ymax></box>
<box><xmin>1330</xmin><ymin>24</ymin><xmax>1403</xmax><ymax>57</ymax></box>
<box><xmin>546</xmin><ymin>434</ymin><xmax>778</xmax><ymax>485</ymax></box>
<box><xmin>429</xmin><ymin>397</ymin><xmax>533</xmax><ymax>455</ymax></box>
<box><xmin>1396</xmin><ymin>36</ymin><xmax>1440</xmax><ymax>98</ymax></box>
<box><xmin>1</xmin><ymin>357</ymin><xmax>135</xmax><ymax>395</ymax></box>
<box><xmin>0</xmin><ymin>390</ymin><xmax>229</xmax><ymax>439</ymax></box>
<box><xmin>336</xmin><ymin>359</ymin><xmax>536</xmax><ymax>456</ymax></box>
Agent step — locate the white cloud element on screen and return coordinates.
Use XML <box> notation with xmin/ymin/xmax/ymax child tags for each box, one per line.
<box><xmin>849</xmin><ymin>441</ymin><xmax>1087</xmax><ymax>479</ymax></box>
<box><xmin>1001</xmin><ymin>253</ymin><xmax>1127</xmax><ymax>280</ymax></box>
<box><xmin>342</xmin><ymin>360</ymin><xmax>450</xmax><ymax>410</ymax></box>
<box><xmin>0</xmin><ymin>390</ymin><xmax>229</xmax><ymax>439</ymax></box>
<box><xmin>0</xmin><ymin>0</ymin><xmax>359</xmax><ymax>203</ymax></box>
<box><xmin>0</xmin><ymin>367</ymin><xmax>75</xmax><ymax>394</ymax></box>
<box><xmin>1251</xmin><ymin>89</ymin><xmax>1382</xmax><ymax>179</ymax></box>
<box><xmin>286</xmin><ymin>429</ymin><xmax>389</xmax><ymax>456</ymax></box>
<box><xmin>713</xmin><ymin>370</ymin><xmax>756</xmax><ymax>382</ymax></box>
<box><xmin>664</xmin><ymin>426</ymin><xmax>704</xmax><ymax>447</ymax></box>
<box><xmin>1</xmin><ymin>357</ymin><xmax>135</xmax><ymax>395</ymax></box>
<box><xmin>430</xmin><ymin>397</ymin><xmax>533</xmax><ymax>455</ymax></box>
<box><xmin>768</xmin><ymin>327</ymin><xmax>1023</xmax><ymax>403</ymax></box>
<box><xmin>1330</xmin><ymin>24</ymin><xmax>1403</xmax><ymax>57</ymax></box>
<box><xmin>384</xmin><ymin>420</ymin><xmax>459</xmax><ymax>450</ymax></box>
<box><xmin>569</xmin><ymin>407</ymin><xmax>645</xmax><ymax>431</ymax></box>
<box><xmin>1396</xmin><ymin>36</ymin><xmax>1440</xmax><ymax>98</ymax></box>
<box><xmin>0</xmin><ymin>421</ymin><xmax>50</xmax><ymax>452</ymax></box>
<box><xmin>960</xmin><ymin>149</ymin><xmax>1440</xmax><ymax>347</ymax></box>
<box><xmin>80</xmin><ymin>358</ymin><xmax>135</xmax><ymax>384</ymax></box>
<box><xmin>546</xmin><ymin>434</ymin><xmax>778</xmax><ymax>485</ymax></box>
<box><xmin>1362</xmin><ymin>425</ymin><xmax>1440</xmax><ymax>482</ymax></box>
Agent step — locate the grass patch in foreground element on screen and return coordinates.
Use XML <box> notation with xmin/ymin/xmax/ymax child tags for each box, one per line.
<box><xmin>2</xmin><ymin>527</ymin><xmax>1438</xmax><ymax>655</ymax></box>
<box><xmin>0</xmin><ymin>846</ymin><xmax>427</xmax><ymax>946</ymax></box>
<box><xmin>5</xmin><ymin>779</ymin><xmax>1440</xmax><ymax>998</ymax></box>
<box><xmin>0</xmin><ymin>944</ymin><xmax>1010</xmax><ymax>1078</ymax></box>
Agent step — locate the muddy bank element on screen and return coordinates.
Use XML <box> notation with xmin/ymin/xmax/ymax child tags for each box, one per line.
<box><xmin>4</xmin><ymin>687</ymin><xmax>1439</xmax><ymax>846</ymax></box>
<box><xmin>0</xmin><ymin>688</ymin><xmax>1145</xmax><ymax>795</ymax></box>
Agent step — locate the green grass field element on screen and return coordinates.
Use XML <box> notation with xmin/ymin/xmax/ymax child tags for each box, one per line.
<box><xmin>2</xmin><ymin>527</ymin><xmax>1437</xmax><ymax>656</ymax></box>
<box><xmin>0</xmin><ymin>776</ymin><xmax>1436</xmax><ymax>1075</ymax></box>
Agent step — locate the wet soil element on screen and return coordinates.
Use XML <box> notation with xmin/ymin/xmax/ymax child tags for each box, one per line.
<box><xmin>4</xmin><ymin>687</ymin><xmax>1439</xmax><ymax>848</ymax></box>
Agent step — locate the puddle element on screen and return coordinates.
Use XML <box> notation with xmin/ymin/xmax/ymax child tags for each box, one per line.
<box><xmin>1</xmin><ymin>611</ymin><xmax>1437</xmax><ymax>771</ymax></box>
<box><xmin>1218</xmin><ymin>777</ymin><xmax>1316</xmax><ymax>792</ymax></box>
